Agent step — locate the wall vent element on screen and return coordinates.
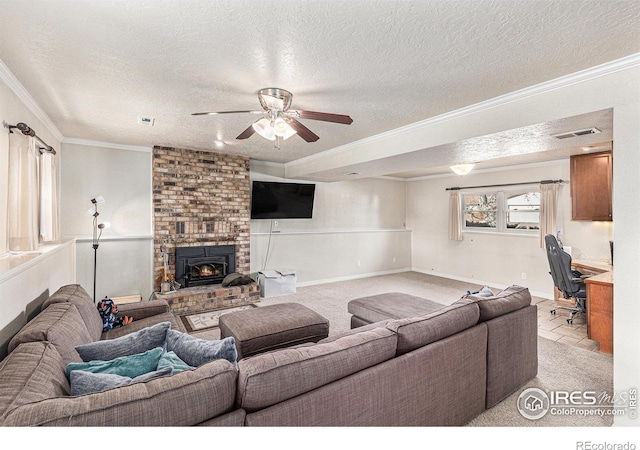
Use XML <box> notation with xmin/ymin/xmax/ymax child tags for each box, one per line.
<box><xmin>551</xmin><ymin>127</ymin><xmax>601</xmax><ymax>139</ymax></box>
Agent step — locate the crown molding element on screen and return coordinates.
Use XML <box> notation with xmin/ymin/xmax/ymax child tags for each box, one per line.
<box><xmin>250</xmin><ymin>159</ymin><xmax>285</xmax><ymax>168</ymax></box>
<box><xmin>0</xmin><ymin>58</ymin><xmax>64</xmax><ymax>142</ymax></box>
<box><xmin>62</xmin><ymin>137</ymin><xmax>152</xmax><ymax>153</ymax></box>
<box><xmin>285</xmin><ymin>52</ymin><xmax>640</xmax><ymax>170</ymax></box>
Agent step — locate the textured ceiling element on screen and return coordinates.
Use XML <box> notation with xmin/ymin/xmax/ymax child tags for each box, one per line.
<box><xmin>0</xmin><ymin>0</ymin><xmax>639</xmax><ymax>179</ymax></box>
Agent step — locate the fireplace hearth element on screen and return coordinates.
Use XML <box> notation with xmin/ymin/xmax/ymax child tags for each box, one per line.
<box><xmin>175</xmin><ymin>245</ymin><xmax>235</xmax><ymax>288</ymax></box>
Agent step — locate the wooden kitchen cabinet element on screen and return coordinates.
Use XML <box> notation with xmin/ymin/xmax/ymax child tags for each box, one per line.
<box><xmin>570</xmin><ymin>150</ymin><xmax>612</xmax><ymax>221</ymax></box>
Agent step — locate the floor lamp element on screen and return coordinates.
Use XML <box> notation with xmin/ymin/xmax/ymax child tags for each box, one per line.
<box><xmin>89</xmin><ymin>196</ymin><xmax>110</xmax><ymax>304</ymax></box>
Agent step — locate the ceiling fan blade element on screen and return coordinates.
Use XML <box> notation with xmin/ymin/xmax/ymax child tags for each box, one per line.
<box><xmin>192</xmin><ymin>110</ymin><xmax>263</xmax><ymax>116</ymax></box>
<box><xmin>288</xmin><ymin>110</ymin><xmax>353</xmax><ymax>125</ymax></box>
<box><xmin>288</xmin><ymin>118</ymin><xmax>320</xmax><ymax>142</ymax></box>
<box><xmin>236</xmin><ymin>124</ymin><xmax>256</xmax><ymax>140</ymax></box>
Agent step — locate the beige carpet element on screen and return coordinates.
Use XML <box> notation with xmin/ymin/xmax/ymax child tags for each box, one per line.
<box><xmin>191</xmin><ymin>271</ymin><xmax>613</xmax><ymax>427</ymax></box>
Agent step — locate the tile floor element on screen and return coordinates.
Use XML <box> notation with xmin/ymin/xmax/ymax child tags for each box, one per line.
<box><xmin>533</xmin><ymin>297</ymin><xmax>601</xmax><ymax>352</ymax></box>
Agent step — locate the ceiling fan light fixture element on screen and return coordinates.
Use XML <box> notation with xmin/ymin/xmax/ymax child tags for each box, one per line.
<box><xmin>273</xmin><ymin>117</ymin><xmax>297</xmax><ymax>140</ymax></box>
<box><xmin>450</xmin><ymin>163</ymin><xmax>475</xmax><ymax>176</ymax></box>
<box><xmin>252</xmin><ymin>118</ymin><xmax>276</xmax><ymax>141</ymax></box>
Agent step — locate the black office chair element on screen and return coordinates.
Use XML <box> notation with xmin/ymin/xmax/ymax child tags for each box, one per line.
<box><xmin>544</xmin><ymin>234</ymin><xmax>589</xmax><ymax>324</ymax></box>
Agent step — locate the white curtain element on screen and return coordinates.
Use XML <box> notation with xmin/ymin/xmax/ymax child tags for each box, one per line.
<box><xmin>448</xmin><ymin>189</ymin><xmax>463</xmax><ymax>241</ymax></box>
<box><xmin>539</xmin><ymin>182</ymin><xmax>559</xmax><ymax>248</ymax></box>
<box><xmin>39</xmin><ymin>152</ymin><xmax>60</xmax><ymax>242</ymax></box>
<box><xmin>7</xmin><ymin>133</ymin><xmax>39</xmax><ymax>251</ymax></box>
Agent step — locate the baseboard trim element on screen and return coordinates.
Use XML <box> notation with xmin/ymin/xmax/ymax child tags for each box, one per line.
<box><xmin>296</xmin><ymin>268</ymin><xmax>412</xmax><ymax>288</ymax></box>
<box><xmin>411</xmin><ymin>267</ymin><xmax>553</xmax><ymax>300</ymax></box>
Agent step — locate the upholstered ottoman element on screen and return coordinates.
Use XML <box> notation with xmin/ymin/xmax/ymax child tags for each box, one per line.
<box><xmin>348</xmin><ymin>292</ymin><xmax>445</xmax><ymax>328</ymax></box>
<box><xmin>218</xmin><ymin>303</ymin><xmax>329</xmax><ymax>359</ymax></box>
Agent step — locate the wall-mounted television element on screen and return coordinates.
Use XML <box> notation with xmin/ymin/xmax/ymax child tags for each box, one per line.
<box><xmin>250</xmin><ymin>181</ymin><xmax>316</xmax><ymax>219</ymax></box>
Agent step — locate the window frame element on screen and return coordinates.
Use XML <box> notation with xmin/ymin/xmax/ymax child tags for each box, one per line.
<box><xmin>461</xmin><ymin>187</ymin><xmax>541</xmax><ymax>235</ymax></box>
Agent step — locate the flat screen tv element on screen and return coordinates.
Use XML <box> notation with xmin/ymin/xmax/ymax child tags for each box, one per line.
<box><xmin>250</xmin><ymin>181</ymin><xmax>316</xmax><ymax>219</ymax></box>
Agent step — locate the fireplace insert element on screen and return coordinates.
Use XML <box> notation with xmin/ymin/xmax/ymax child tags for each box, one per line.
<box><xmin>175</xmin><ymin>245</ymin><xmax>236</xmax><ymax>288</ymax></box>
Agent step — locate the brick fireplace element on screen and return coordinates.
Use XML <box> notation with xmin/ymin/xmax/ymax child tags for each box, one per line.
<box><xmin>152</xmin><ymin>146</ymin><xmax>258</xmax><ymax>313</ymax></box>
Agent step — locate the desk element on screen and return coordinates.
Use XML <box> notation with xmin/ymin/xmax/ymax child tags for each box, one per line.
<box><xmin>585</xmin><ymin>271</ymin><xmax>614</xmax><ymax>354</ymax></box>
<box><xmin>553</xmin><ymin>259</ymin><xmax>613</xmax><ymax>353</ymax></box>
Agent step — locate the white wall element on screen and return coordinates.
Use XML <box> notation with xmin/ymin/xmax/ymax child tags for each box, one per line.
<box><xmin>0</xmin><ymin>68</ymin><xmax>62</xmax><ymax>255</ymax></box>
<box><xmin>0</xmin><ymin>240</ymin><xmax>76</xmax><ymax>359</ymax></box>
<box><xmin>407</xmin><ymin>160</ymin><xmax>613</xmax><ymax>297</ymax></box>
<box><xmin>0</xmin><ymin>65</ymin><xmax>74</xmax><ymax>359</ymax></box>
<box><xmin>250</xmin><ymin>161</ymin><xmax>411</xmax><ymax>283</ymax></box>
<box><xmin>60</xmin><ymin>141</ymin><xmax>153</xmax><ymax>300</ymax></box>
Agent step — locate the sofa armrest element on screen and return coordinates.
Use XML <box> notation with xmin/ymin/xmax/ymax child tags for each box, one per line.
<box><xmin>2</xmin><ymin>359</ymin><xmax>238</xmax><ymax>426</ymax></box>
<box><xmin>115</xmin><ymin>299</ymin><xmax>170</xmax><ymax>321</ymax></box>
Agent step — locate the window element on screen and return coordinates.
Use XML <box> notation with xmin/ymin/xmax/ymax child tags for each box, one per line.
<box><xmin>463</xmin><ymin>190</ymin><xmax>540</xmax><ymax>233</ymax></box>
<box><xmin>464</xmin><ymin>193</ymin><xmax>498</xmax><ymax>229</ymax></box>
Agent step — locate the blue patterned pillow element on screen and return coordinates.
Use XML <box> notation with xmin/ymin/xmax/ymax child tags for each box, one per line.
<box><xmin>75</xmin><ymin>321</ymin><xmax>171</xmax><ymax>362</ymax></box>
<box><xmin>66</xmin><ymin>347</ymin><xmax>164</xmax><ymax>379</ymax></box>
<box><xmin>165</xmin><ymin>329</ymin><xmax>237</xmax><ymax>367</ymax></box>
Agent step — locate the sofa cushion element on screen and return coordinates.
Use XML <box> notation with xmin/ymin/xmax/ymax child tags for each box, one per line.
<box><xmin>237</xmin><ymin>327</ymin><xmax>397</xmax><ymax>412</ymax></box>
<box><xmin>386</xmin><ymin>297</ymin><xmax>480</xmax><ymax>355</ymax></box>
<box><xmin>166</xmin><ymin>329</ymin><xmax>237</xmax><ymax>367</ymax></box>
<box><xmin>468</xmin><ymin>285</ymin><xmax>532</xmax><ymax>322</ymax></box>
<box><xmin>347</xmin><ymin>292</ymin><xmax>445</xmax><ymax>324</ymax></box>
<box><xmin>8</xmin><ymin>302</ymin><xmax>93</xmax><ymax>364</ymax></box>
<box><xmin>2</xmin><ymin>358</ymin><xmax>238</xmax><ymax>426</ymax></box>
<box><xmin>43</xmin><ymin>284</ymin><xmax>104</xmax><ymax>342</ymax></box>
<box><xmin>101</xmin><ymin>312</ymin><xmax>180</xmax><ymax>339</ymax></box>
<box><xmin>114</xmin><ymin>299</ymin><xmax>171</xmax><ymax>321</ymax></box>
<box><xmin>0</xmin><ymin>342</ymin><xmax>70</xmax><ymax>424</ymax></box>
<box><xmin>76</xmin><ymin>321</ymin><xmax>171</xmax><ymax>362</ymax></box>
<box><xmin>65</xmin><ymin>347</ymin><xmax>164</xmax><ymax>379</ymax></box>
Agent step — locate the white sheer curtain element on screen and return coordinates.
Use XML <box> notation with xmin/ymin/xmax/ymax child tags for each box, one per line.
<box><xmin>39</xmin><ymin>152</ymin><xmax>60</xmax><ymax>242</ymax></box>
<box><xmin>539</xmin><ymin>182</ymin><xmax>559</xmax><ymax>248</ymax></box>
<box><xmin>7</xmin><ymin>133</ymin><xmax>39</xmax><ymax>251</ymax></box>
<box><xmin>448</xmin><ymin>189</ymin><xmax>463</xmax><ymax>241</ymax></box>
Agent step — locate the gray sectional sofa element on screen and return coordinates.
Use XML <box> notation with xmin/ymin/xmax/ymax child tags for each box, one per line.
<box><xmin>0</xmin><ymin>283</ymin><xmax>537</xmax><ymax>426</ymax></box>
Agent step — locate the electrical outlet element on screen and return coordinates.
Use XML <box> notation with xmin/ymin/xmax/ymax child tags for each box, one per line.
<box><xmin>521</xmin><ymin>272</ymin><xmax>527</xmax><ymax>280</ymax></box>
<box><xmin>273</xmin><ymin>220</ymin><xmax>279</xmax><ymax>228</ymax></box>
<box><xmin>357</xmin><ymin>260</ymin><xmax>361</xmax><ymax>267</ymax></box>
<box><xmin>392</xmin><ymin>256</ymin><xmax>397</xmax><ymax>263</ymax></box>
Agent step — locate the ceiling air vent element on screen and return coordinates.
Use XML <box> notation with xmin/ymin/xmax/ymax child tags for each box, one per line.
<box><xmin>138</xmin><ymin>116</ymin><xmax>155</xmax><ymax>126</ymax></box>
<box><xmin>551</xmin><ymin>127</ymin><xmax>601</xmax><ymax>139</ymax></box>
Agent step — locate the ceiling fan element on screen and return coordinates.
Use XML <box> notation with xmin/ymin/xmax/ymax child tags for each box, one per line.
<box><xmin>192</xmin><ymin>88</ymin><xmax>353</xmax><ymax>148</ymax></box>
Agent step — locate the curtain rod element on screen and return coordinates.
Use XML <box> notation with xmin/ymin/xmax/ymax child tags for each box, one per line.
<box><xmin>445</xmin><ymin>179</ymin><xmax>565</xmax><ymax>191</ymax></box>
<box><xmin>4</xmin><ymin>121</ymin><xmax>56</xmax><ymax>155</ymax></box>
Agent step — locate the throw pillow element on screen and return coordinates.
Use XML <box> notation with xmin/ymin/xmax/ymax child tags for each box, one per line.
<box><xmin>221</xmin><ymin>272</ymin><xmax>243</xmax><ymax>287</ymax></box>
<box><xmin>157</xmin><ymin>350</ymin><xmax>195</xmax><ymax>374</ymax></box>
<box><xmin>70</xmin><ymin>370</ymin><xmax>130</xmax><ymax>396</ymax></box>
<box><xmin>75</xmin><ymin>321</ymin><xmax>171</xmax><ymax>362</ymax></box>
<box><xmin>222</xmin><ymin>273</ymin><xmax>253</xmax><ymax>287</ymax></box>
<box><xmin>130</xmin><ymin>366</ymin><xmax>173</xmax><ymax>383</ymax></box>
<box><xmin>470</xmin><ymin>285</ymin><xmax>494</xmax><ymax>298</ymax></box>
<box><xmin>66</xmin><ymin>347</ymin><xmax>164</xmax><ymax>379</ymax></box>
<box><xmin>165</xmin><ymin>329</ymin><xmax>238</xmax><ymax>367</ymax></box>
<box><xmin>70</xmin><ymin>366</ymin><xmax>172</xmax><ymax>396</ymax></box>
